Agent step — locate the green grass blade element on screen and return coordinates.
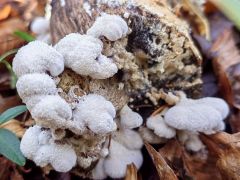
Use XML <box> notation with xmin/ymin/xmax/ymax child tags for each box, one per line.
<box><xmin>0</xmin><ymin>129</ymin><xmax>26</xmax><ymax>166</ymax></box>
<box><xmin>210</xmin><ymin>0</ymin><xmax>240</xmax><ymax>30</ymax></box>
<box><xmin>14</xmin><ymin>30</ymin><xmax>35</xmax><ymax>42</ymax></box>
<box><xmin>0</xmin><ymin>105</ymin><xmax>27</xmax><ymax>125</ymax></box>
<box><xmin>0</xmin><ymin>49</ymin><xmax>18</xmax><ymax>63</ymax></box>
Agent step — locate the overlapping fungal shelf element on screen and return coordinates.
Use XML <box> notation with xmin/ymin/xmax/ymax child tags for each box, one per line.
<box><xmin>14</xmin><ymin>0</ymin><xmax>231</xmax><ymax>179</ymax></box>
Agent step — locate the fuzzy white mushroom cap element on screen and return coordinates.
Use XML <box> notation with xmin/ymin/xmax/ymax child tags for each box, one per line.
<box><xmin>13</xmin><ymin>41</ymin><xmax>64</xmax><ymax>77</ymax></box>
<box><xmin>178</xmin><ymin>131</ymin><xmax>205</xmax><ymax>152</ymax></box>
<box><xmin>16</xmin><ymin>73</ymin><xmax>57</xmax><ymax>100</ymax></box>
<box><xmin>92</xmin><ymin>159</ymin><xmax>107</xmax><ymax>180</ymax></box>
<box><xmin>104</xmin><ymin>140</ymin><xmax>143</xmax><ymax>178</ymax></box>
<box><xmin>113</xmin><ymin>129</ymin><xmax>143</xmax><ymax>150</ymax></box>
<box><xmin>31</xmin><ymin>17</ymin><xmax>50</xmax><ymax>35</ymax></box>
<box><xmin>72</xmin><ymin>94</ymin><xmax>117</xmax><ymax>134</ymax></box>
<box><xmin>55</xmin><ymin>33</ymin><xmax>118</xmax><ymax>79</ymax></box>
<box><xmin>147</xmin><ymin>114</ymin><xmax>176</xmax><ymax>139</ymax></box>
<box><xmin>138</xmin><ymin>127</ymin><xmax>165</xmax><ymax>144</ymax></box>
<box><xmin>87</xmin><ymin>13</ymin><xmax>128</xmax><ymax>41</ymax></box>
<box><xmin>20</xmin><ymin>125</ymin><xmax>42</xmax><ymax>159</ymax></box>
<box><xmin>31</xmin><ymin>95</ymin><xmax>72</xmax><ymax>129</ymax></box>
<box><xmin>164</xmin><ymin>97</ymin><xmax>229</xmax><ymax>134</ymax></box>
<box><xmin>119</xmin><ymin>105</ymin><xmax>143</xmax><ymax>129</ymax></box>
<box><xmin>20</xmin><ymin>126</ymin><xmax>77</xmax><ymax>172</ymax></box>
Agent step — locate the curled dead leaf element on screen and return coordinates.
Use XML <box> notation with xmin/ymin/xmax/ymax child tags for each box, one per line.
<box><xmin>200</xmin><ymin>133</ymin><xmax>240</xmax><ymax>180</ymax></box>
<box><xmin>0</xmin><ymin>119</ymin><xmax>25</xmax><ymax>137</ymax></box>
<box><xmin>125</xmin><ymin>163</ymin><xmax>139</xmax><ymax>180</ymax></box>
<box><xmin>159</xmin><ymin>139</ymin><xmax>221</xmax><ymax>179</ymax></box>
<box><xmin>145</xmin><ymin>142</ymin><xmax>178</xmax><ymax>180</ymax></box>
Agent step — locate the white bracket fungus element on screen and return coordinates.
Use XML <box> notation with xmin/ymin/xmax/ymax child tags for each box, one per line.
<box><xmin>31</xmin><ymin>17</ymin><xmax>51</xmax><ymax>44</ymax></box>
<box><xmin>13</xmin><ymin>12</ymin><xmax>143</xmax><ymax>176</ymax></box>
<box><xmin>119</xmin><ymin>105</ymin><xmax>143</xmax><ymax>129</ymax></box>
<box><xmin>13</xmin><ymin>41</ymin><xmax>64</xmax><ymax>77</ymax></box>
<box><xmin>92</xmin><ymin>104</ymin><xmax>143</xmax><ymax>179</ymax></box>
<box><xmin>87</xmin><ymin>13</ymin><xmax>128</xmax><ymax>41</ymax></box>
<box><xmin>146</xmin><ymin>114</ymin><xmax>176</xmax><ymax>139</ymax></box>
<box><xmin>20</xmin><ymin>126</ymin><xmax>77</xmax><ymax>172</ymax></box>
<box><xmin>164</xmin><ymin>96</ymin><xmax>229</xmax><ymax>134</ymax></box>
<box><xmin>178</xmin><ymin>131</ymin><xmax>205</xmax><ymax>152</ymax></box>
<box><xmin>55</xmin><ymin>33</ymin><xmax>118</xmax><ymax>79</ymax></box>
<box><xmin>72</xmin><ymin>94</ymin><xmax>117</xmax><ymax>134</ymax></box>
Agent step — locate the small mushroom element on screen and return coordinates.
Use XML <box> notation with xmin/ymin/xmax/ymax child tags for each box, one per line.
<box><xmin>119</xmin><ymin>105</ymin><xmax>143</xmax><ymax>129</ymax></box>
<box><xmin>146</xmin><ymin>114</ymin><xmax>176</xmax><ymax>139</ymax></box>
<box><xmin>30</xmin><ymin>17</ymin><xmax>51</xmax><ymax>44</ymax></box>
<box><xmin>16</xmin><ymin>73</ymin><xmax>57</xmax><ymax>100</ymax></box>
<box><xmin>112</xmin><ymin>129</ymin><xmax>143</xmax><ymax>150</ymax></box>
<box><xmin>13</xmin><ymin>41</ymin><xmax>64</xmax><ymax>77</ymax></box>
<box><xmin>72</xmin><ymin>94</ymin><xmax>117</xmax><ymax>134</ymax></box>
<box><xmin>55</xmin><ymin>33</ymin><xmax>118</xmax><ymax>79</ymax></box>
<box><xmin>87</xmin><ymin>13</ymin><xmax>128</xmax><ymax>41</ymax></box>
<box><xmin>164</xmin><ymin>97</ymin><xmax>229</xmax><ymax>134</ymax></box>
<box><xmin>20</xmin><ymin>126</ymin><xmax>77</xmax><ymax>172</ymax></box>
<box><xmin>104</xmin><ymin>140</ymin><xmax>143</xmax><ymax>179</ymax></box>
<box><xmin>31</xmin><ymin>95</ymin><xmax>72</xmax><ymax>129</ymax></box>
<box><xmin>178</xmin><ymin>131</ymin><xmax>205</xmax><ymax>152</ymax></box>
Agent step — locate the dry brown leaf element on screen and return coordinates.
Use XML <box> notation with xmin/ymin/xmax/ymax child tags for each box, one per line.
<box><xmin>200</xmin><ymin>133</ymin><xmax>240</xmax><ymax>180</ymax></box>
<box><xmin>125</xmin><ymin>163</ymin><xmax>138</xmax><ymax>180</ymax></box>
<box><xmin>182</xmin><ymin>0</ymin><xmax>211</xmax><ymax>40</ymax></box>
<box><xmin>161</xmin><ymin>0</ymin><xmax>210</xmax><ymax>40</ymax></box>
<box><xmin>0</xmin><ymin>18</ymin><xmax>27</xmax><ymax>55</ymax></box>
<box><xmin>0</xmin><ymin>119</ymin><xmax>26</xmax><ymax>137</ymax></box>
<box><xmin>0</xmin><ymin>4</ymin><xmax>11</xmax><ymax>21</ymax></box>
<box><xmin>0</xmin><ymin>157</ymin><xmax>24</xmax><ymax>180</ymax></box>
<box><xmin>0</xmin><ymin>95</ymin><xmax>22</xmax><ymax>113</ymax></box>
<box><xmin>210</xmin><ymin>28</ymin><xmax>240</xmax><ymax>132</ymax></box>
<box><xmin>159</xmin><ymin>139</ymin><xmax>221</xmax><ymax>180</ymax></box>
<box><xmin>145</xmin><ymin>142</ymin><xmax>178</xmax><ymax>180</ymax></box>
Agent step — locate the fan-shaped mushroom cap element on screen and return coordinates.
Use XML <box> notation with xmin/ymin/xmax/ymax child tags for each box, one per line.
<box><xmin>13</xmin><ymin>41</ymin><xmax>64</xmax><ymax>77</ymax></box>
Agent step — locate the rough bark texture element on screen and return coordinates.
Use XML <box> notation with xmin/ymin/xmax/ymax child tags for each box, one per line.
<box><xmin>50</xmin><ymin>0</ymin><xmax>202</xmax><ymax>177</ymax></box>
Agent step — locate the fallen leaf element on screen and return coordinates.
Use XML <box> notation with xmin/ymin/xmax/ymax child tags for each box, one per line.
<box><xmin>145</xmin><ymin>142</ymin><xmax>178</xmax><ymax>180</ymax></box>
<box><xmin>200</xmin><ymin>133</ymin><xmax>240</xmax><ymax>180</ymax></box>
<box><xmin>125</xmin><ymin>163</ymin><xmax>138</xmax><ymax>180</ymax></box>
<box><xmin>0</xmin><ymin>4</ymin><xmax>11</xmax><ymax>21</ymax></box>
<box><xmin>159</xmin><ymin>139</ymin><xmax>221</xmax><ymax>180</ymax></box>
<box><xmin>0</xmin><ymin>119</ymin><xmax>26</xmax><ymax>137</ymax></box>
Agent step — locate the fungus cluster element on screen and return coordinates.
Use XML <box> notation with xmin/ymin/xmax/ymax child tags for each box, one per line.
<box><xmin>92</xmin><ymin>105</ymin><xmax>143</xmax><ymax>179</ymax></box>
<box><xmin>31</xmin><ymin>17</ymin><xmax>51</xmax><ymax>44</ymax></box>
<box><xmin>14</xmin><ymin>0</ymin><xmax>231</xmax><ymax>178</ymax></box>
<box><xmin>14</xmin><ymin>13</ymin><xmax>144</xmax><ymax>176</ymax></box>
<box><xmin>144</xmin><ymin>92</ymin><xmax>229</xmax><ymax>152</ymax></box>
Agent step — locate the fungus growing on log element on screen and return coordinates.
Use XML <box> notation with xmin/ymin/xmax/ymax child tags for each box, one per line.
<box><xmin>12</xmin><ymin>0</ymin><xmax>230</xmax><ymax>179</ymax></box>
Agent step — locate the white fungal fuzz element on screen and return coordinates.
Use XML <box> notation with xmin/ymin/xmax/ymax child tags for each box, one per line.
<box><xmin>31</xmin><ymin>17</ymin><xmax>50</xmax><ymax>35</ymax></box>
<box><xmin>20</xmin><ymin>126</ymin><xmax>77</xmax><ymax>172</ymax></box>
<box><xmin>30</xmin><ymin>17</ymin><xmax>51</xmax><ymax>44</ymax></box>
<box><xmin>72</xmin><ymin>94</ymin><xmax>117</xmax><ymax>134</ymax></box>
<box><xmin>146</xmin><ymin>114</ymin><xmax>176</xmax><ymax>139</ymax></box>
<box><xmin>178</xmin><ymin>131</ymin><xmax>205</xmax><ymax>152</ymax></box>
<box><xmin>138</xmin><ymin>127</ymin><xmax>165</xmax><ymax>144</ymax></box>
<box><xmin>164</xmin><ymin>96</ymin><xmax>229</xmax><ymax>134</ymax></box>
<box><xmin>92</xmin><ymin>105</ymin><xmax>143</xmax><ymax>178</ymax></box>
<box><xmin>104</xmin><ymin>140</ymin><xmax>143</xmax><ymax>178</ymax></box>
<box><xmin>16</xmin><ymin>73</ymin><xmax>57</xmax><ymax>100</ymax></box>
<box><xmin>119</xmin><ymin>105</ymin><xmax>143</xmax><ymax>129</ymax></box>
<box><xmin>31</xmin><ymin>95</ymin><xmax>72</xmax><ymax>129</ymax></box>
<box><xmin>13</xmin><ymin>41</ymin><xmax>64</xmax><ymax>77</ymax></box>
<box><xmin>113</xmin><ymin>129</ymin><xmax>143</xmax><ymax>150</ymax></box>
<box><xmin>92</xmin><ymin>159</ymin><xmax>107</xmax><ymax>179</ymax></box>
<box><xmin>87</xmin><ymin>13</ymin><xmax>128</xmax><ymax>41</ymax></box>
<box><xmin>55</xmin><ymin>33</ymin><xmax>118</xmax><ymax>79</ymax></box>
